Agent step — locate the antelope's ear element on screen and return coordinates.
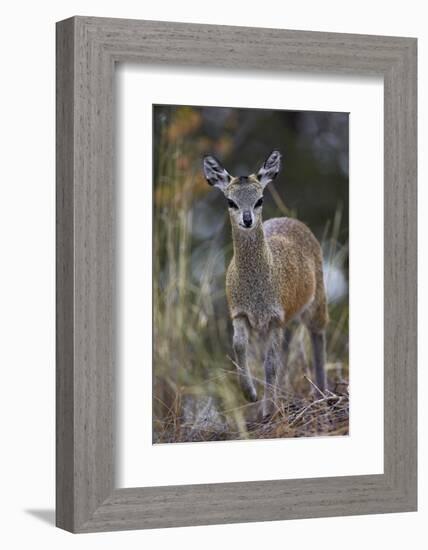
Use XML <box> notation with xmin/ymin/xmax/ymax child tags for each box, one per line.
<box><xmin>257</xmin><ymin>150</ymin><xmax>282</xmax><ymax>188</ymax></box>
<box><xmin>203</xmin><ymin>155</ymin><xmax>232</xmax><ymax>192</ymax></box>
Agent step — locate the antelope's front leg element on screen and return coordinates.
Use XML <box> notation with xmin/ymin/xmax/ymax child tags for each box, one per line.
<box><xmin>232</xmin><ymin>317</ymin><xmax>257</xmax><ymax>402</ymax></box>
<box><xmin>262</xmin><ymin>327</ymin><xmax>283</xmax><ymax>418</ymax></box>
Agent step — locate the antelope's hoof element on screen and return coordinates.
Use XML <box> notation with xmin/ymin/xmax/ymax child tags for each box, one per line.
<box><xmin>242</xmin><ymin>385</ymin><xmax>258</xmax><ymax>403</ymax></box>
<box><xmin>262</xmin><ymin>399</ymin><xmax>275</xmax><ymax>420</ymax></box>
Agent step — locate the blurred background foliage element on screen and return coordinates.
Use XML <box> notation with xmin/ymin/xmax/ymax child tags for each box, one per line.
<box><xmin>153</xmin><ymin>104</ymin><xmax>349</xmax><ymax>443</ymax></box>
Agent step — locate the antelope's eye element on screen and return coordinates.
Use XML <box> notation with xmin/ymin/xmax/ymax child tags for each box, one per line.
<box><xmin>227</xmin><ymin>199</ymin><xmax>238</xmax><ymax>209</ymax></box>
<box><xmin>254</xmin><ymin>197</ymin><xmax>263</xmax><ymax>208</ymax></box>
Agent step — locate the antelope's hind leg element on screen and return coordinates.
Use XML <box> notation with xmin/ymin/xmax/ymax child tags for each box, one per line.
<box><xmin>232</xmin><ymin>317</ymin><xmax>257</xmax><ymax>402</ymax></box>
<box><xmin>310</xmin><ymin>331</ymin><xmax>327</xmax><ymax>394</ymax></box>
<box><xmin>303</xmin><ymin>279</ymin><xmax>329</xmax><ymax>395</ymax></box>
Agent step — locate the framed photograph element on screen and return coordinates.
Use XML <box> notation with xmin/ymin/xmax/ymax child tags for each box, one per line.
<box><xmin>56</xmin><ymin>16</ymin><xmax>417</xmax><ymax>532</ymax></box>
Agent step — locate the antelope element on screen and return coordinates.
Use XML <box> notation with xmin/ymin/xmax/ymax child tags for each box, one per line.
<box><xmin>203</xmin><ymin>150</ymin><xmax>329</xmax><ymax>417</ymax></box>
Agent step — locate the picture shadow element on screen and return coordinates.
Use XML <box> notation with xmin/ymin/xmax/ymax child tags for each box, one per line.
<box><xmin>25</xmin><ymin>508</ymin><xmax>55</xmax><ymax>526</ymax></box>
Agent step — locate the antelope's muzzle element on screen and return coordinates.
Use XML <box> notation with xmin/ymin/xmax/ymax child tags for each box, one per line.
<box><xmin>243</xmin><ymin>211</ymin><xmax>253</xmax><ymax>228</ymax></box>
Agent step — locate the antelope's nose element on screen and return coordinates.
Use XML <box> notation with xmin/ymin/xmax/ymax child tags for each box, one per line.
<box><xmin>243</xmin><ymin>211</ymin><xmax>252</xmax><ymax>227</ymax></box>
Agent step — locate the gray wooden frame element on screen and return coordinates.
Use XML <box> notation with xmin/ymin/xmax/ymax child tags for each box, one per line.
<box><xmin>56</xmin><ymin>16</ymin><xmax>417</xmax><ymax>533</ymax></box>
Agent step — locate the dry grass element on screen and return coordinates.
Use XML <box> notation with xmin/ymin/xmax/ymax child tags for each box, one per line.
<box><xmin>153</xmin><ymin>370</ymin><xmax>349</xmax><ymax>444</ymax></box>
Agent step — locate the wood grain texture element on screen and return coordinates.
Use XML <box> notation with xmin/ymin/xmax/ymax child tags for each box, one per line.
<box><xmin>56</xmin><ymin>16</ymin><xmax>417</xmax><ymax>533</ymax></box>
<box><xmin>56</xmin><ymin>17</ymin><xmax>75</xmax><ymax>532</ymax></box>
